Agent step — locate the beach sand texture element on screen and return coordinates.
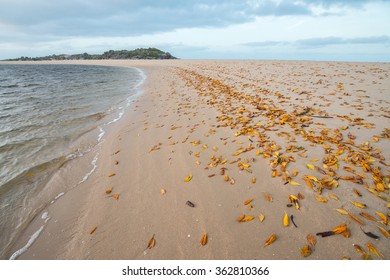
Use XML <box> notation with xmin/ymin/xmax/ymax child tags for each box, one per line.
<box><xmin>7</xmin><ymin>60</ymin><xmax>390</xmax><ymax>260</ymax></box>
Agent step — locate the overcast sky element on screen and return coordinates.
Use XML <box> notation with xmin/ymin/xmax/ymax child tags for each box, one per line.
<box><xmin>0</xmin><ymin>0</ymin><xmax>389</xmax><ymax>61</ymax></box>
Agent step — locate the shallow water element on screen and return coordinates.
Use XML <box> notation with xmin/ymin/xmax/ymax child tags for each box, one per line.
<box><xmin>0</xmin><ymin>64</ymin><xmax>145</xmax><ymax>259</ymax></box>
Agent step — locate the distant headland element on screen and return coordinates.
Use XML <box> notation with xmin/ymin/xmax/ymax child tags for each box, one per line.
<box><xmin>4</xmin><ymin>48</ymin><xmax>177</xmax><ymax>61</ymax></box>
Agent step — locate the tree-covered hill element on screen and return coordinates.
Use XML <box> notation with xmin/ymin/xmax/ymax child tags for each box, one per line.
<box><xmin>5</xmin><ymin>48</ymin><xmax>177</xmax><ymax>61</ymax></box>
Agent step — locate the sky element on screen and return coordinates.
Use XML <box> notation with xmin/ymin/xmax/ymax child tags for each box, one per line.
<box><xmin>0</xmin><ymin>0</ymin><xmax>389</xmax><ymax>61</ymax></box>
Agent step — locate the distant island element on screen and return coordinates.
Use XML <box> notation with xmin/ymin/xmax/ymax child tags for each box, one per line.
<box><xmin>5</xmin><ymin>48</ymin><xmax>177</xmax><ymax>61</ymax></box>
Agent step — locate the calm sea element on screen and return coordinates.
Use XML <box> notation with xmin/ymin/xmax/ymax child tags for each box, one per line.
<box><xmin>0</xmin><ymin>64</ymin><xmax>145</xmax><ymax>259</ymax></box>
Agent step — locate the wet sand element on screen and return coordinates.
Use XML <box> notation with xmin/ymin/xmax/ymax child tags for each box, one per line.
<box><xmin>5</xmin><ymin>59</ymin><xmax>390</xmax><ymax>260</ymax></box>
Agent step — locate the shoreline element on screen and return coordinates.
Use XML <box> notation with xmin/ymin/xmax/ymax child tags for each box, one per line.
<box><xmin>4</xmin><ymin>60</ymin><xmax>390</xmax><ymax>260</ymax></box>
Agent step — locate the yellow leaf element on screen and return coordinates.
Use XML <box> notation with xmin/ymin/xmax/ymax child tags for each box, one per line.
<box><xmin>201</xmin><ymin>232</ymin><xmax>208</xmax><ymax>246</ymax></box>
<box><xmin>332</xmin><ymin>224</ymin><xmax>347</xmax><ymax>234</ymax></box>
<box><xmin>258</xmin><ymin>213</ymin><xmax>265</xmax><ymax>222</ymax></box>
<box><xmin>301</xmin><ymin>245</ymin><xmax>312</xmax><ymax>257</ymax></box>
<box><xmin>108</xmin><ymin>173</ymin><xmax>116</xmax><ymax>177</ymax></box>
<box><xmin>148</xmin><ymin>234</ymin><xmax>156</xmax><ymax>249</ymax></box>
<box><xmin>335</xmin><ymin>208</ymin><xmax>349</xmax><ymax>215</ymax></box>
<box><xmin>376</xmin><ymin>211</ymin><xmax>388</xmax><ymax>224</ymax></box>
<box><xmin>160</xmin><ymin>188</ymin><xmax>166</xmax><ymax>195</ymax></box>
<box><xmin>290</xmin><ymin>180</ymin><xmax>301</xmax><ymax>186</ymax></box>
<box><xmin>244</xmin><ymin>198</ymin><xmax>253</xmax><ymax>205</ymax></box>
<box><xmin>351</xmin><ymin>201</ymin><xmax>366</xmax><ymax>209</ymax></box>
<box><xmin>237</xmin><ymin>214</ymin><xmax>246</xmax><ymax>222</ymax></box>
<box><xmin>377</xmin><ymin>226</ymin><xmax>390</xmax><ymax>238</ymax></box>
<box><xmin>283</xmin><ymin>211</ymin><xmax>289</xmax><ymax>227</ymax></box>
<box><xmin>306</xmin><ymin>164</ymin><xmax>315</xmax><ymax>170</ymax></box>
<box><xmin>328</xmin><ymin>193</ymin><xmax>339</xmax><ymax>201</ymax></box>
<box><xmin>292</xmin><ymin>170</ymin><xmax>299</xmax><ymax>177</ymax></box>
<box><xmin>316</xmin><ymin>197</ymin><xmax>328</xmax><ymax>203</ymax></box>
<box><xmin>263</xmin><ymin>234</ymin><xmax>277</xmax><ymax>247</ymax></box>
<box><xmin>195</xmin><ymin>161</ymin><xmax>201</xmax><ymax>165</ymax></box>
<box><xmin>367</xmin><ymin>242</ymin><xmax>384</xmax><ymax>259</ymax></box>
<box><xmin>251</xmin><ymin>177</ymin><xmax>256</xmax><ymax>184</ymax></box>
<box><xmin>242</xmin><ymin>215</ymin><xmax>254</xmax><ymax>222</ymax></box>
<box><xmin>353</xmin><ymin>244</ymin><xmax>366</xmax><ymax>255</ymax></box>
<box><xmin>224</xmin><ymin>174</ymin><xmax>229</xmax><ymax>181</ymax></box>
<box><xmin>184</xmin><ymin>174</ymin><xmax>193</xmax><ymax>182</ymax></box>
<box><xmin>89</xmin><ymin>226</ymin><xmax>97</xmax><ymax>235</ymax></box>
<box><xmin>310</xmin><ymin>158</ymin><xmax>319</xmax><ymax>162</ymax></box>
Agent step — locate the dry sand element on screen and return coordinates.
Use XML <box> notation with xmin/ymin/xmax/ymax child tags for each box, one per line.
<box><xmin>5</xmin><ymin>59</ymin><xmax>390</xmax><ymax>260</ymax></box>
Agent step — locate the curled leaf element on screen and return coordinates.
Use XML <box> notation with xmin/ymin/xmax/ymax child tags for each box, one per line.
<box><xmin>301</xmin><ymin>245</ymin><xmax>312</xmax><ymax>257</ymax></box>
<box><xmin>332</xmin><ymin>223</ymin><xmax>347</xmax><ymax>234</ymax></box>
<box><xmin>263</xmin><ymin>234</ymin><xmax>277</xmax><ymax>247</ymax></box>
<box><xmin>184</xmin><ymin>174</ymin><xmax>193</xmax><ymax>182</ymax></box>
<box><xmin>89</xmin><ymin>226</ymin><xmax>97</xmax><ymax>235</ymax></box>
<box><xmin>148</xmin><ymin>234</ymin><xmax>156</xmax><ymax>249</ymax></box>
<box><xmin>201</xmin><ymin>232</ymin><xmax>208</xmax><ymax>246</ymax></box>
<box><xmin>244</xmin><ymin>198</ymin><xmax>253</xmax><ymax>205</ymax></box>
<box><xmin>351</xmin><ymin>201</ymin><xmax>366</xmax><ymax>209</ymax></box>
<box><xmin>283</xmin><ymin>211</ymin><xmax>289</xmax><ymax>227</ymax></box>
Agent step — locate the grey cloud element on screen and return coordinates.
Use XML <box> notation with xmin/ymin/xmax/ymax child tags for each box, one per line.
<box><xmin>244</xmin><ymin>35</ymin><xmax>390</xmax><ymax>48</ymax></box>
<box><xmin>0</xmin><ymin>0</ymin><xmax>376</xmax><ymax>38</ymax></box>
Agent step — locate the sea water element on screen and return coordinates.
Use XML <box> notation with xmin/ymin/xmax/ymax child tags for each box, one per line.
<box><xmin>0</xmin><ymin>64</ymin><xmax>145</xmax><ymax>259</ymax></box>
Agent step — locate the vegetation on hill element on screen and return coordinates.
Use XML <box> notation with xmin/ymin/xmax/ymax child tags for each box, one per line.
<box><xmin>5</xmin><ymin>48</ymin><xmax>177</xmax><ymax>61</ymax></box>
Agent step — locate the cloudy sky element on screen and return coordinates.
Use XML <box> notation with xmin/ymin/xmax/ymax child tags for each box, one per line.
<box><xmin>0</xmin><ymin>0</ymin><xmax>389</xmax><ymax>61</ymax></box>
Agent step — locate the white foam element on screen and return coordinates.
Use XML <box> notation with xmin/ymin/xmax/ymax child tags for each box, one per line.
<box><xmin>78</xmin><ymin>152</ymin><xmax>99</xmax><ymax>185</ymax></box>
<box><xmin>41</xmin><ymin>212</ymin><xmax>48</xmax><ymax>220</ymax></box>
<box><xmin>97</xmin><ymin>127</ymin><xmax>105</xmax><ymax>142</ymax></box>
<box><xmin>50</xmin><ymin>192</ymin><xmax>64</xmax><ymax>204</ymax></box>
<box><xmin>9</xmin><ymin>226</ymin><xmax>44</xmax><ymax>260</ymax></box>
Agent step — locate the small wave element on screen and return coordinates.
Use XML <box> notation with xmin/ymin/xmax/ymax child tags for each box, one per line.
<box><xmin>9</xmin><ymin>226</ymin><xmax>44</xmax><ymax>260</ymax></box>
<box><xmin>78</xmin><ymin>153</ymin><xmax>99</xmax><ymax>185</ymax></box>
<box><xmin>97</xmin><ymin>127</ymin><xmax>105</xmax><ymax>142</ymax></box>
<box><xmin>50</xmin><ymin>192</ymin><xmax>64</xmax><ymax>204</ymax></box>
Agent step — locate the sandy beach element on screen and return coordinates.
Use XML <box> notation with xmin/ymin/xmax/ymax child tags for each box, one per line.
<box><xmin>5</xmin><ymin>59</ymin><xmax>390</xmax><ymax>260</ymax></box>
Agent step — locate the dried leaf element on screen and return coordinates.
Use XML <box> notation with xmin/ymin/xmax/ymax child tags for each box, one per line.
<box><xmin>258</xmin><ymin>213</ymin><xmax>265</xmax><ymax>222</ymax></box>
<box><xmin>310</xmin><ymin>158</ymin><xmax>319</xmax><ymax>162</ymax></box>
<box><xmin>306</xmin><ymin>164</ymin><xmax>315</xmax><ymax>170</ymax></box>
<box><xmin>113</xmin><ymin>193</ymin><xmax>119</xmax><ymax>200</ymax></box>
<box><xmin>301</xmin><ymin>245</ymin><xmax>312</xmax><ymax>257</ymax></box>
<box><xmin>89</xmin><ymin>226</ymin><xmax>97</xmax><ymax>235</ymax></box>
<box><xmin>263</xmin><ymin>234</ymin><xmax>277</xmax><ymax>247</ymax></box>
<box><xmin>184</xmin><ymin>174</ymin><xmax>193</xmax><ymax>182</ymax></box>
<box><xmin>367</xmin><ymin>242</ymin><xmax>384</xmax><ymax>259</ymax></box>
<box><xmin>328</xmin><ymin>193</ymin><xmax>339</xmax><ymax>201</ymax></box>
<box><xmin>307</xmin><ymin>234</ymin><xmax>316</xmax><ymax>248</ymax></box>
<box><xmin>332</xmin><ymin>223</ymin><xmax>347</xmax><ymax>234</ymax></box>
<box><xmin>201</xmin><ymin>232</ymin><xmax>208</xmax><ymax>246</ymax></box>
<box><xmin>353</xmin><ymin>244</ymin><xmax>366</xmax><ymax>255</ymax></box>
<box><xmin>264</xmin><ymin>192</ymin><xmax>273</xmax><ymax>202</ymax></box>
<box><xmin>244</xmin><ymin>198</ymin><xmax>253</xmax><ymax>205</ymax></box>
<box><xmin>377</xmin><ymin>226</ymin><xmax>390</xmax><ymax>238</ymax></box>
<box><xmin>376</xmin><ymin>211</ymin><xmax>388</xmax><ymax>223</ymax></box>
<box><xmin>292</xmin><ymin>170</ymin><xmax>299</xmax><ymax>177</ymax></box>
<box><xmin>224</xmin><ymin>174</ymin><xmax>229</xmax><ymax>181</ymax></box>
<box><xmin>283</xmin><ymin>211</ymin><xmax>289</xmax><ymax>227</ymax></box>
<box><xmin>353</xmin><ymin>188</ymin><xmax>362</xmax><ymax>197</ymax></box>
<box><xmin>105</xmin><ymin>187</ymin><xmax>113</xmax><ymax>194</ymax></box>
<box><xmin>108</xmin><ymin>173</ymin><xmax>116</xmax><ymax>177</ymax></box>
<box><xmin>351</xmin><ymin>201</ymin><xmax>366</xmax><ymax>209</ymax></box>
<box><xmin>335</xmin><ymin>208</ymin><xmax>349</xmax><ymax>215</ymax></box>
<box><xmin>316</xmin><ymin>197</ymin><xmax>328</xmax><ymax>203</ymax></box>
<box><xmin>242</xmin><ymin>215</ymin><xmax>254</xmax><ymax>222</ymax></box>
<box><xmin>359</xmin><ymin>212</ymin><xmax>376</xmax><ymax>221</ymax></box>
<box><xmin>290</xmin><ymin>180</ymin><xmax>301</xmax><ymax>186</ymax></box>
<box><xmin>160</xmin><ymin>188</ymin><xmax>166</xmax><ymax>195</ymax></box>
<box><xmin>348</xmin><ymin>213</ymin><xmax>365</xmax><ymax>225</ymax></box>
<box><xmin>148</xmin><ymin>234</ymin><xmax>155</xmax><ymax>249</ymax></box>
<box><xmin>251</xmin><ymin>177</ymin><xmax>256</xmax><ymax>184</ymax></box>
<box><xmin>237</xmin><ymin>214</ymin><xmax>246</xmax><ymax>222</ymax></box>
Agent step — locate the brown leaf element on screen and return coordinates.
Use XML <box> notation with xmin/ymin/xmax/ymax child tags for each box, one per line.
<box><xmin>242</xmin><ymin>215</ymin><xmax>254</xmax><ymax>222</ymax></box>
<box><xmin>351</xmin><ymin>201</ymin><xmax>366</xmax><ymax>209</ymax></box>
<box><xmin>201</xmin><ymin>232</ymin><xmax>208</xmax><ymax>246</ymax></box>
<box><xmin>148</xmin><ymin>234</ymin><xmax>155</xmax><ymax>249</ymax></box>
<box><xmin>367</xmin><ymin>242</ymin><xmax>384</xmax><ymax>259</ymax></box>
<box><xmin>377</xmin><ymin>226</ymin><xmax>390</xmax><ymax>238</ymax></box>
<box><xmin>244</xmin><ymin>198</ymin><xmax>253</xmax><ymax>205</ymax></box>
<box><xmin>113</xmin><ymin>193</ymin><xmax>119</xmax><ymax>200</ymax></box>
<box><xmin>89</xmin><ymin>226</ymin><xmax>97</xmax><ymax>235</ymax></box>
<box><xmin>307</xmin><ymin>234</ymin><xmax>316</xmax><ymax>249</ymax></box>
<box><xmin>332</xmin><ymin>223</ymin><xmax>347</xmax><ymax>234</ymax></box>
<box><xmin>301</xmin><ymin>245</ymin><xmax>312</xmax><ymax>257</ymax></box>
<box><xmin>263</xmin><ymin>234</ymin><xmax>277</xmax><ymax>247</ymax></box>
<box><xmin>160</xmin><ymin>188</ymin><xmax>166</xmax><ymax>195</ymax></box>
<box><xmin>359</xmin><ymin>212</ymin><xmax>376</xmax><ymax>221</ymax></box>
<box><xmin>108</xmin><ymin>173</ymin><xmax>116</xmax><ymax>177</ymax></box>
<box><xmin>237</xmin><ymin>214</ymin><xmax>246</xmax><ymax>222</ymax></box>
<box><xmin>105</xmin><ymin>187</ymin><xmax>113</xmax><ymax>194</ymax></box>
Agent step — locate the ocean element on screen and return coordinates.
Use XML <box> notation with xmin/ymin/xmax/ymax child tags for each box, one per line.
<box><xmin>0</xmin><ymin>64</ymin><xmax>145</xmax><ymax>259</ymax></box>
